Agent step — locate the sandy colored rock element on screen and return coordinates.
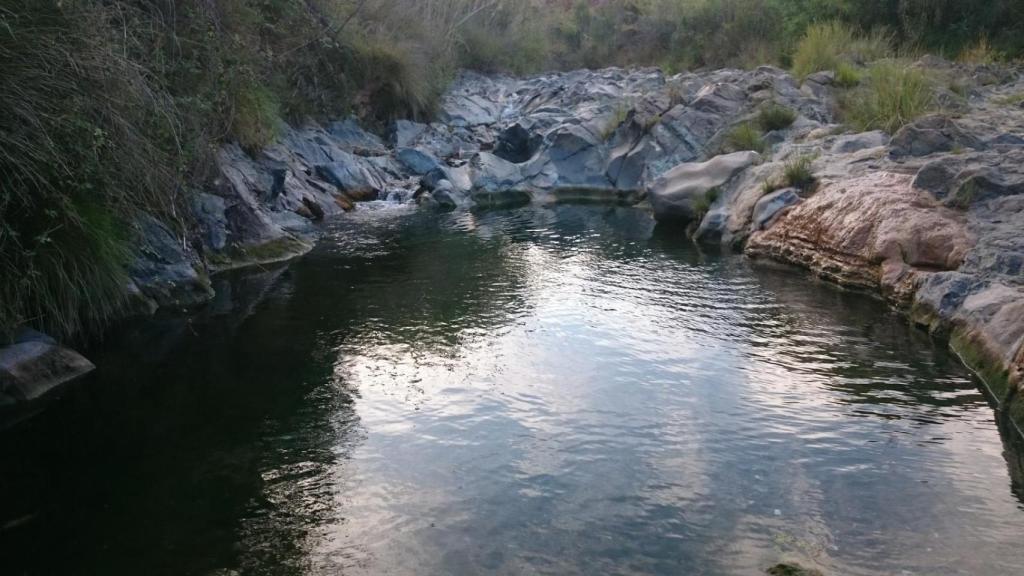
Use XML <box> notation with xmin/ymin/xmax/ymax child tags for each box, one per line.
<box><xmin>747</xmin><ymin>171</ymin><xmax>972</xmax><ymax>302</ymax></box>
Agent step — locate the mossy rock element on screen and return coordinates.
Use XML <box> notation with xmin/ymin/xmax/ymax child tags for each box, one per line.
<box><xmin>210</xmin><ymin>236</ymin><xmax>313</xmax><ymax>273</ymax></box>
<box><xmin>950</xmin><ymin>329</ymin><xmax>1012</xmax><ymax>401</ymax></box>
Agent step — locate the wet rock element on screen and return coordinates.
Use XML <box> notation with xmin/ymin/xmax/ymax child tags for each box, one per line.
<box><xmin>648</xmin><ymin>151</ymin><xmax>760</xmax><ymax>222</ymax></box>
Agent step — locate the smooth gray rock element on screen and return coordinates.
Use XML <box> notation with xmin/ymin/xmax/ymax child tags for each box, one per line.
<box><xmin>752</xmin><ymin>188</ymin><xmax>802</xmax><ymax>230</ymax></box>
<box><xmin>396</xmin><ymin>147</ymin><xmax>444</xmax><ymax>175</ymax></box>
<box><xmin>315</xmin><ymin>152</ymin><xmax>383</xmax><ymax>198</ymax></box>
<box><xmin>648</xmin><ymin>151</ymin><xmax>761</xmax><ymax>222</ymax></box>
<box><xmin>392</xmin><ymin>119</ymin><xmax>428</xmax><ymax>148</ymax></box>
<box><xmin>327</xmin><ymin>117</ymin><xmax>387</xmax><ymax>155</ymax></box>
<box><xmin>470</xmin><ymin>152</ymin><xmax>523</xmax><ymax>194</ymax></box>
<box><xmin>832</xmin><ymin>131</ymin><xmax>890</xmax><ymax>154</ymax></box>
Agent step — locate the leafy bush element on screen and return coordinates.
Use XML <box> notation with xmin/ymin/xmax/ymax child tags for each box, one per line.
<box><xmin>758</xmin><ymin>103</ymin><xmax>797</xmax><ymax>132</ymax></box>
<box><xmin>842</xmin><ymin>61</ymin><xmax>935</xmax><ymax>133</ymax></box>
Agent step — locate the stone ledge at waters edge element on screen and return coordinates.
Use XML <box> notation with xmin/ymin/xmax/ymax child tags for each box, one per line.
<box><xmin>2</xmin><ymin>60</ymin><xmax>1022</xmax><ymax>432</ymax></box>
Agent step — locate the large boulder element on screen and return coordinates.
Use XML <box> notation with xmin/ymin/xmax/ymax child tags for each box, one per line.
<box><xmin>648</xmin><ymin>151</ymin><xmax>761</xmax><ymax>222</ymax></box>
<box><xmin>396</xmin><ymin>147</ymin><xmax>444</xmax><ymax>175</ymax></box>
<box><xmin>315</xmin><ymin>151</ymin><xmax>384</xmax><ymax>199</ymax></box>
<box><xmin>890</xmin><ymin>115</ymin><xmax>983</xmax><ymax>157</ymax></box>
<box><xmin>469</xmin><ymin>152</ymin><xmax>530</xmax><ymax>206</ymax></box>
<box><xmin>746</xmin><ymin>171</ymin><xmax>973</xmax><ymax>302</ymax></box>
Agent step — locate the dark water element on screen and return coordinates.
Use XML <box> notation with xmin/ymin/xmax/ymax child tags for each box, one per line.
<box><xmin>2</xmin><ymin>205</ymin><xmax>1023</xmax><ymax>576</ymax></box>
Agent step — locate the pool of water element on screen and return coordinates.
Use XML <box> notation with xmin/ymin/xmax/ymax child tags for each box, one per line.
<box><xmin>2</xmin><ymin>205</ymin><xmax>1023</xmax><ymax>575</ymax></box>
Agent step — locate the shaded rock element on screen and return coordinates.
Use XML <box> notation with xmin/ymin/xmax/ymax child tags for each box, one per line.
<box><xmin>753</xmin><ymin>188</ymin><xmax>802</xmax><ymax>230</ymax></box>
<box><xmin>494</xmin><ymin>122</ymin><xmax>542</xmax><ymax>163</ymax></box>
<box><xmin>767</xmin><ymin>563</ymin><xmax>824</xmax><ymax>576</ymax></box>
<box><xmin>130</xmin><ymin>215</ymin><xmax>213</xmax><ymax>309</ymax></box>
<box><xmin>327</xmin><ymin>117</ymin><xmax>387</xmax><ymax>155</ymax></box>
<box><xmin>913</xmin><ymin>150</ymin><xmax>1024</xmax><ymax>207</ymax></box>
<box><xmin>315</xmin><ymin>153</ymin><xmax>383</xmax><ymax>199</ymax></box>
<box><xmin>193</xmin><ymin>193</ymin><xmax>228</xmax><ymax>252</ymax></box>
<box><xmin>0</xmin><ymin>339</ymin><xmax>94</xmax><ymax>402</ymax></box>
<box><xmin>417</xmin><ymin>181</ymin><xmax>459</xmax><ymax>210</ymax></box>
<box><xmin>396</xmin><ymin>147</ymin><xmax>444</xmax><ymax>175</ymax></box>
<box><xmin>890</xmin><ymin>115</ymin><xmax>982</xmax><ymax>157</ymax></box>
<box><xmin>648</xmin><ymin>151</ymin><xmax>760</xmax><ymax>222</ymax></box>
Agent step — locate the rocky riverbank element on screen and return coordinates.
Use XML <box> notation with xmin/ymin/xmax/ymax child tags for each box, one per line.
<box><xmin>3</xmin><ymin>60</ymin><xmax>1022</xmax><ymax>434</ymax></box>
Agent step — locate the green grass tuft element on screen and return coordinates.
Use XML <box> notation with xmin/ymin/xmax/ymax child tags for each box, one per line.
<box><xmin>834</xmin><ymin>62</ymin><xmax>863</xmax><ymax>88</ymax></box>
<box><xmin>841</xmin><ymin>61</ymin><xmax>936</xmax><ymax>133</ymax></box>
<box><xmin>783</xmin><ymin>155</ymin><xmax>816</xmax><ymax>190</ymax></box>
<box><xmin>757</xmin><ymin>102</ymin><xmax>797</xmax><ymax>132</ymax></box>
<box><xmin>725</xmin><ymin>123</ymin><xmax>767</xmax><ymax>153</ymax></box>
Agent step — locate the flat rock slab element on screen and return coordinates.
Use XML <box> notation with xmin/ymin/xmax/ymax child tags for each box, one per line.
<box><xmin>0</xmin><ymin>341</ymin><xmax>95</xmax><ymax>401</ymax></box>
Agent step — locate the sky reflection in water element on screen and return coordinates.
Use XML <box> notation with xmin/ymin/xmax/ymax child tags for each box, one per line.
<box><xmin>2</xmin><ymin>205</ymin><xmax>1022</xmax><ymax>576</ymax></box>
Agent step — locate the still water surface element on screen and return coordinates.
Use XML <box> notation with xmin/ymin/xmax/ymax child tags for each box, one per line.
<box><xmin>2</xmin><ymin>205</ymin><xmax>1023</xmax><ymax>575</ymax></box>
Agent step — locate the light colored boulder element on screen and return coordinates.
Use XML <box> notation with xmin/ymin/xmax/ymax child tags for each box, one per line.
<box><xmin>648</xmin><ymin>151</ymin><xmax>761</xmax><ymax>222</ymax></box>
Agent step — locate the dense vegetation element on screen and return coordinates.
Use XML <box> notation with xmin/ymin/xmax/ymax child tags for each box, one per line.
<box><xmin>1</xmin><ymin>0</ymin><xmax>1022</xmax><ymax>340</ymax></box>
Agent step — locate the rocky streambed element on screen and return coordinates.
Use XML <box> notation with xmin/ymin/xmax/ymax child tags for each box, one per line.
<box><xmin>2</xmin><ymin>61</ymin><xmax>1023</xmax><ymax>436</ymax></box>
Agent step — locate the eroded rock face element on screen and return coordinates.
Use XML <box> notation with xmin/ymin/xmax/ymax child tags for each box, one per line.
<box><xmin>747</xmin><ymin>172</ymin><xmax>972</xmax><ymax>301</ymax></box>
<box><xmin>729</xmin><ymin>69</ymin><xmax>1024</xmax><ymax>421</ymax></box>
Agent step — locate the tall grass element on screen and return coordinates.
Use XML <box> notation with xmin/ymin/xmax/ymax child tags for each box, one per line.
<box><xmin>792</xmin><ymin>21</ymin><xmax>892</xmax><ymax>80</ymax></box>
<box><xmin>725</xmin><ymin>123</ymin><xmax>767</xmax><ymax>154</ymax></box>
<box><xmin>842</xmin><ymin>61</ymin><xmax>936</xmax><ymax>133</ymax></box>
<box><xmin>0</xmin><ymin>1</ymin><xmax>180</xmax><ymax>339</ymax></box>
